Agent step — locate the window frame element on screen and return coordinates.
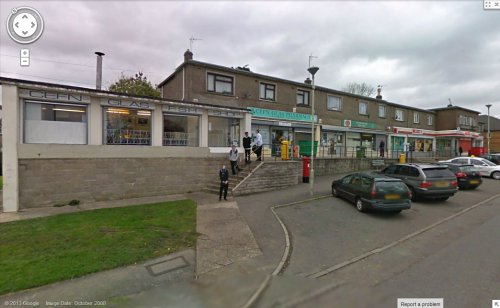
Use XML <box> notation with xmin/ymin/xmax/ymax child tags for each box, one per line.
<box><xmin>259</xmin><ymin>82</ymin><xmax>276</xmax><ymax>101</ymax></box>
<box><xmin>427</xmin><ymin>115</ymin><xmax>433</xmax><ymax>126</ymax></box>
<box><xmin>327</xmin><ymin>95</ymin><xmax>342</xmax><ymax>111</ymax></box>
<box><xmin>378</xmin><ymin>104</ymin><xmax>386</xmax><ymax>118</ymax></box>
<box><xmin>207</xmin><ymin>72</ymin><xmax>234</xmax><ymax>95</ymax></box>
<box><xmin>413</xmin><ymin>112</ymin><xmax>420</xmax><ymax>124</ymax></box>
<box><xmin>359</xmin><ymin>101</ymin><xmax>368</xmax><ymax>115</ymax></box>
<box><xmin>296</xmin><ymin>89</ymin><xmax>310</xmax><ymax>106</ymax></box>
<box><xmin>395</xmin><ymin>109</ymin><xmax>404</xmax><ymax>122</ymax></box>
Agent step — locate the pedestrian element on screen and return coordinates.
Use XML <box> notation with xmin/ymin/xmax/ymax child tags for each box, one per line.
<box><xmin>229</xmin><ymin>144</ymin><xmax>240</xmax><ymax>175</ymax></box>
<box><xmin>219</xmin><ymin>165</ymin><xmax>229</xmax><ymax>201</ymax></box>
<box><xmin>379</xmin><ymin>140</ymin><xmax>385</xmax><ymax>158</ymax></box>
<box><xmin>459</xmin><ymin>146</ymin><xmax>463</xmax><ymax>156</ymax></box>
<box><xmin>243</xmin><ymin>131</ymin><xmax>252</xmax><ymax>164</ymax></box>
<box><xmin>255</xmin><ymin>128</ymin><xmax>263</xmax><ymax>161</ymax></box>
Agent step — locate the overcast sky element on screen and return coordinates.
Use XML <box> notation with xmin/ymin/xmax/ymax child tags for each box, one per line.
<box><xmin>1</xmin><ymin>0</ymin><xmax>499</xmax><ymax>118</ymax></box>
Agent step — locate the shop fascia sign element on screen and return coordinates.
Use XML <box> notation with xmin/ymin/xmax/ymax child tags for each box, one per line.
<box><xmin>208</xmin><ymin>109</ymin><xmax>244</xmax><ymax>118</ymax></box>
<box><xmin>342</xmin><ymin>119</ymin><xmax>376</xmax><ymax>129</ymax></box>
<box><xmin>163</xmin><ymin>104</ymin><xmax>203</xmax><ymax>115</ymax></box>
<box><xmin>101</xmin><ymin>98</ymin><xmax>154</xmax><ymax>110</ymax></box>
<box><xmin>249</xmin><ymin>107</ymin><xmax>317</xmax><ymax>123</ymax></box>
<box><xmin>20</xmin><ymin>88</ymin><xmax>90</xmax><ymax>103</ymax></box>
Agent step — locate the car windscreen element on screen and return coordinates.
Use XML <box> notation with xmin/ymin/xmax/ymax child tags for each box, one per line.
<box><xmin>375</xmin><ymin>181</ymin><xmax>408</xmax><ymax>193</ymax></box>
<box><xmin>481</xmin><ymin>159</ymin><xmax>497</xmax><ymax>166</ymax></box>
<box><xmin>422</xmin><ymin>168</ymin><xmax>455</xmax><ymax>178</ymax></box>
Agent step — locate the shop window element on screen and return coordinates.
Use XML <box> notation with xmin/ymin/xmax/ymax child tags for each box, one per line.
<box><xmin>208</xmin><ymin>117</ymin><xmax>240</xmax><ymax>147</ymax></box>
<box><xmin>297</xmin><ymin>89</ymin><xmax>310</xmax><ymax>106</ymax></box>
<box><xmin>163</xmin><ymin>114</ymin><xmax>199</xmax><ymax>146</ymax></box>
<box><xmin>259</xmin><ymin>83</ymin><xmax>276</xmax><ymax>101</ymax></box>
<box><xmin>327</xmin><ymin>95</ymin><xmax>342</xmax><ymax>111</ymax></box>
<box><xmin>359</xmin><ymin>101</ymin><xmax>368</xmax><ymax>115</ymax></box>
<box><xmin>104</xmin><ymin>107</ymin><xmax>151</xmax><ymax>145</ymax></box>
<box><xmin>378</xmin><ymin>105</ymin><xmax>386</xmax><ymax>118</ymax></box>
<box><xmin>207</xmin><ymin>73</ymin><xmax>233</xmax><ymax>95</ymax></box>
<box><xmin>24</xmin><ymin>101</ymin><xmax>87</xmax><ymax>144</ymax></box>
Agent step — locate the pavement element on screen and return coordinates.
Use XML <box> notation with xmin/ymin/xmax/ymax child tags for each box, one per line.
<box><xmin>0</xmin><ymin>174</ymin><xmax>339</xmax><ymax>307</ymax></box>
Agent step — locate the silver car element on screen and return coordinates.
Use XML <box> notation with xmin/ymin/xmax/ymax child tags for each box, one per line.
<box><xmin>439</xmin><ymin>157</ymin><xmax>500</xmax><ymax>180</ymax></box>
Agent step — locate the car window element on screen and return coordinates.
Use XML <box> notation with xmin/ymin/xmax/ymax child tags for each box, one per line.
<box><xmin>423</xmin><ymin>168</ymin><xmax>455</xmax><ymax>178</ymax></box>
<box><xmin>349</xmin><ymin>175</ymin><xmax>361</xmax><ymax>185</ymax></box>
<box><xmin>382</xmin><ymin>165</ymin><xmax>397</xmax><ymax>174</ymax></box>
<box><xmin>341</xmin><ymin>175</ymin><xmax>353</xmax><ymax>184</ymax></box>
<box><xmin>396</xmin><ymin>165</ymin><xmax>411</xmax><ymax>176</ymax></box>
<box><xmin>409</xmin><ymin>167</ymin><xmax>420</xmax><ymax>177</ymax></box>
<box><xmin>452</xmin><ymin>158</ymin><xmax>468</xmax><ymax>164</ymax></box>
<box><xmin>480</xmin><ymin>159</ymin><xmax>496</xmax><ymax>166</ymax></box>
<box><xmin>471</xmin><ymin>159</ymin><xmax>486</xmax><ymax>166</ymax></box>
<box><xmin>360</xmin><ymin>176</ymin><xmax>373</xmax><ymax>190</ymax></box>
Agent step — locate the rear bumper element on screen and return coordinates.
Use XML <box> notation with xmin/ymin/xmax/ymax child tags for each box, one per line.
<box><xmin>364</xmin><ymin>199</ymin><xmax>411</xmax><ymax>211</ymax></box>
<box><xmin>457</xmin><ymin>178</ymin><xmax>482</xmax><ymax>189</ymax></box>
<box><xmin>414</xmin><ymin>187</ymin><xmax>457</xmax><ymax>199</ymax></box>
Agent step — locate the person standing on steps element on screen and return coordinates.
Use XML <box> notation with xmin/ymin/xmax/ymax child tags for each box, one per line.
<box><xmin>243</xmin><ymin>132</ymin><xmax>252</xmax><ymax>164</ymax></box>
<box><xmin>229</xmin><ymin>144</ymin><xmax>240</xmax><ymax>175</ymax></box>
<box><xmin>255</xmin><ymin>128</ymin><xmax>263</xmax><ymax>161</ymax></box>
<box><xmin>219</xmin><ymin>165</ymin><xmax>229</xmax><ymax>201</ymax></box>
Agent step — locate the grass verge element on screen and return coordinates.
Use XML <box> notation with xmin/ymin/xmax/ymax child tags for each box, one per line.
<box><xmin>0</xmin><ymin>200</ymin><xmax>197</xmax><ymax>295</ymax></box>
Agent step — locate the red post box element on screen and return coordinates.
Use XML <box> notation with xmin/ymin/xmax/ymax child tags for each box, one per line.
<box><xmin>302</xmin><ymin>156</ymin><xmax>310</xmax><ymax>183</ymax></box>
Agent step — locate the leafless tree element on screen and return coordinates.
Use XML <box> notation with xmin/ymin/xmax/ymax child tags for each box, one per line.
<box><xmin>342</xmin><ymin>82</ymin><xmax>376</xmax><ymax>97</ymax></box>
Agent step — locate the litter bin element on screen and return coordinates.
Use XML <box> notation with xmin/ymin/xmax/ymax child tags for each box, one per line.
<box><xmin>302</xmin><ymin>156</ymin><xmax>310</xmax><ymax>183</ymax></box>
<box><xmin>399</xmin><ymin>153</ymin><xmax>406</xmax><ymax>163</ymax></box>
<box><xmin>356</xmin><ymin>147</ymin><xmax>366</xmax><ymax>158</ymax></box>
<box><xmin>281</xmin><ymin>141</ymin><xmax>289</xmax><ymax>160</ymax></box>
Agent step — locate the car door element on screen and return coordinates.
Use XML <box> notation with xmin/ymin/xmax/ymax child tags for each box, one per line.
<box><xmin>336</xmin><ymin>174</ymin><xmax>353</xmax><ymax>198</ymax></box>
<box><xmin>344</xmin><ymin>174</ymin><xmax>361</xmax><ymax>202</ymax></box>
<box><xmin>471</xmin><ymin>159</ymin><xmax>489</xmax><ymax>176</ymax></box>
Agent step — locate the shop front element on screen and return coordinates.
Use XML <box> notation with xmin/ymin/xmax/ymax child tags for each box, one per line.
<box><xmin>249</xmin><ymin>107</ymin><xmax>317</xmax><ymax>158</ymax></box>
<box><xmin>342</xmin><ymin>119</ymin><xmax>387</xmax><ymax>158</ymax></box>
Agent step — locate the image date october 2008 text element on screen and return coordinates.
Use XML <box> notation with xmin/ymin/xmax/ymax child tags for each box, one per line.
<box><xmin>44</xmin><ymin>300</ymin><xmax>107</xmax><ymax>306</ymax></box>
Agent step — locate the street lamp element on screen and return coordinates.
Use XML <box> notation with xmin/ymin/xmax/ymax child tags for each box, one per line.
<box><xmin>308</xmin><ymin>66</ymin><xmax>319</xmax><ymax>196</ymax></box>
<box><xmin>486</xmin><ymin>104</ymin><xmax>492</xmax><ymax>155</ymax></box>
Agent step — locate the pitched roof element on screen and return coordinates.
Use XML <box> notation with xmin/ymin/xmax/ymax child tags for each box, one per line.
<box><xmin>478</xmin><ymin>114</ymin><xmax>500</xmax><ymax>130</ymax></box>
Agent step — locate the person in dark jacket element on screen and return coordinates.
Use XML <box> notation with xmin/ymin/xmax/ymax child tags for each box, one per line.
<box><xmin>219</xmin><ymin>165</ymin><xmax>229</xmax><ymax>201</ymax></box>
<box><xmin>243</xmin><ymin>131</ymin><xmax>252</xmax><ymax>164</ymax></box>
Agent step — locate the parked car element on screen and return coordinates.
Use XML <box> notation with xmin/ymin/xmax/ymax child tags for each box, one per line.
<box><xmin>331</xmin><ymin>172</ymin><xmax>412</xmax><ymax>213</ymax></box>
<box><xmin>438</xmin><ymin>163</ymin><xmax>482</xmax><ymax>190</ymax></box>
<box><xmin>380</xmin><ymin>164</ymin><xmax>458</xmax><ymax>201</ymax></box>
<box><xmin>439</xmin><ymin>157</ymin><xmax>500</xmax><ymax>180</ymax></box>
<box><xmin>480</xmin><ymin>153</ymin><xmax>500</xmax><ymax>165</ymax></box>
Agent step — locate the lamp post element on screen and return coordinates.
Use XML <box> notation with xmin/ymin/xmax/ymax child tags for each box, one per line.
<box><xmin>486</xmin><ymin>104</ymin><xmax>492</xmax><ymax>155</ymax></box>
<box><xmin>308</xmin><ymin>66</ymin><xmax>319</xmax><ymax>196</ymax></box>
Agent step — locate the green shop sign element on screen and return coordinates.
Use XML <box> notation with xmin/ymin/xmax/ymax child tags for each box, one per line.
<box><xmin>342</xmin><ymin>119</ymin><xmax>377</xmax><ymax>129</ymax></box>
<box><xmin>249</xmin><ymin>107</ymin><xmax>317</xmax><ymax>123</ymax></box>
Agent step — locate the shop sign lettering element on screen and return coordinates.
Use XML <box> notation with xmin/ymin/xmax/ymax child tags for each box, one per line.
<box><xmin>342</xmin><ymin>119</ymin><xmax>376</xmax><ymax>129</ymax></box>
<box><xmin>20</xmin><ymin>89</ymin><xmax>90</xmax><ymax>103</ymax></box>
<box><xmin>208</xmin><ymin>110</ymin><xmax>243</xmax><ymax>118</ymax></box>
<box><xmin>250</xmin><ymin>107</ymin><xmax>316</xmax><ymax>122</ymax></box>
<box><xmin>102</xmin><ymin>98</ymin><xmax>153</xmax><ymax>109</ymax></box>
<box><xmin>163</xmin><ymin>105</ymin><xmax>202</xmax><ymax>114</ymax></box>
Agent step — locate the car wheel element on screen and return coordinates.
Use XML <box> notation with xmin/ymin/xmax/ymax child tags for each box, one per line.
<box><xmin>355</xmin><ymin>198</ymin><xmax>366</xmax><ymax>212</ymax></box>
<box><xmin>410</xmin><ymin>188</ymin><xmax>418</xmax><ymax>202</ymax></box>
<box><xmin>332</xmin><ymin>185</ymin><xmax>338</xmax><ymax>197</ymax></box>
<box><xmin>492</xmin><ymin>171</ymin><xmax>500</xmax><ymax>180</ymax></box>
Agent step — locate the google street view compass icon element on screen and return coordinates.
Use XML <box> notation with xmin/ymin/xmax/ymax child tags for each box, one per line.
<box><xmin>6</xmin><ymin>7</ymin><xmax>44</xmax><ymax>44</ymax></box>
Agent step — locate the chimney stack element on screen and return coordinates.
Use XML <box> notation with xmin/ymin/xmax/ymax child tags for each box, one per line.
<box><xmin>304</xmin><ymin>77</ymin><xmax>312</xmax><ymax>85</ymax></box>
<box><xmin>95</xmin><ymin>51</ymin><xmax>105</xmax><ymax>90</ymax></box>
<box><xmin>184</xmin><ymin>49</ymin><xmax>193</xmax><ymax>62</ymax></box>
<box><xmin>376</xmin><ymin>85</ymin><xmax>382</xmax><ymax>99</ymax></box>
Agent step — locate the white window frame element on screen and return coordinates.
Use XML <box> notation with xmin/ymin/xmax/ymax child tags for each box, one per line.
<box><xmin>395</xmin><ymin>109</ymin><xmax>404</xmax><ymax>122</ymax></box>
<box><xmin>327</xmin><ymin>95</ymin><xmax>342</xmax><ymax>111</ymax></box>
<box><xmin>359</xmin><ymin>101</ymin><xmax>368</xmax><ymax>115</ymax></box>
<box><xmin>378</xmin><ymin>104</ymin><xmax>386</xmax><ymax>118</ymax></box>
<box><xmin>259</xmin><ymin>82</ymin><xmax>276</xmax><ymax>101</ymax></box>
<box><xmin>427</xmin><ymin>115</ymin><xmax>433</xmax><ymax>126</ymax></box>
<box><xmin>413</xmin><ymin>112</ymin><xmax>420</xmax><ymax>124</ymax></box>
